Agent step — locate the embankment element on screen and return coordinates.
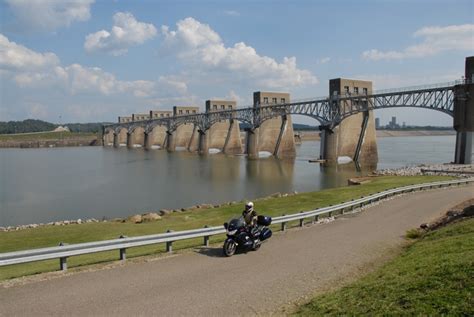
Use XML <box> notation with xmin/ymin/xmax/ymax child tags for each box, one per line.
<box><xmin>0</xmin><ymin>132</ymin><xmax>99</xmax><ymax>148</ymax></box>
<box><xmin>294</xmin><ymin>200</ymin><xmax>474</xmax><ymax>316</ymax></box>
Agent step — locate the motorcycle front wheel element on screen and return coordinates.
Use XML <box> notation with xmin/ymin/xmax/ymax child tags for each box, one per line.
<box><xmin>223</xmin><ymin>239</ymin><xmax>237</xmax><ymax>257</ymax></box>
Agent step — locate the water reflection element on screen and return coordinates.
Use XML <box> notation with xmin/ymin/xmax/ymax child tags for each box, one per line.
<box><xmin>0</xmin><ymin>136</ymin><xmax>459</xmax><ymax>226</ymax></box>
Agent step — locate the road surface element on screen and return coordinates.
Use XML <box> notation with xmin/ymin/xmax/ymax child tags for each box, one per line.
<box><xmin>1</xmin><ymin>185</ymin><xmax>473</xmax><ymax>316</ymax></box>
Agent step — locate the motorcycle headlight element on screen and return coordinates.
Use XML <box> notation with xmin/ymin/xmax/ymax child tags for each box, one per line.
<box><xmin>227</xmin><ymin>229</ymin><xmax>237</xmax><ymax>235</ymax></box>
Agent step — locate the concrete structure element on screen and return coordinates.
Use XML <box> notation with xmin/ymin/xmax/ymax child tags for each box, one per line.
<box><xmin>453</xmin><ymin>56</ymin><xmax>474</xmax><ymax>164</ymax></box>
<box><xmin>320</xmin><ymin>79</ymin><xmax>378</xmax><ymax>166</ymax></box>
<box><xmin>150</xmin><ymin>110</ymin><xmax>172</xmax><ymax>119</ymax></box>
<box><xmin>248</xmin><ymin>92</ymin><xmax>295</xmax><ymax>158</ymax></box>
<box><xmin>113</xmin><ymin>127</ymin><xmax>128</xmax><ymax>147</ymax></box>
<box><xmin>118</xmin><ymin>116</ymin><xmax>132</xmax><ymax>123</ymax></box>
<box><xmin>132</xmin><ymin>113</ymin><xmax>150</xmax><ymax>122</ymax></box>
<box><xmin>104</xmin><ymin>56</ymin><xmax>473</xmax><ymax>164</ymax></box>
<box><xmin>127</xmin><ymin>126</ymin><xmax>145</xmax><ymax>148</ymax></box>
<box><xmin>104</xmin><ymin>129</ymin><xmax>114</xmax><ymax>145</ymax></box>
<box><xmin>201</xmin><ymin>100</ymin><xmax>242</xmax><ymax>155</ymax></box>
<box><xmin>167</xmin><ymin>106</ymin><xmax>200</xmax><ymax>152</ymax></box>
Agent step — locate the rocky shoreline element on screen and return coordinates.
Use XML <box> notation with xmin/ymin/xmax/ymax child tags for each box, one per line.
<box><xmin>0</xmin><ymin>191</ymin><xmax>298</xmax><ymax>232</ymax></box>
<box><xmin>3</xmin><ymin>163</ymin><xmax>472</xmax><ymax>233</ymax></box>
<box><xmin>373</xmin><ymin>163</ymin><xmax>474</xmax><ymax>177</ymax></box>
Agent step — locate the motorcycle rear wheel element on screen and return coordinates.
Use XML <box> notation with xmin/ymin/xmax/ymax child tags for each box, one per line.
<box><xmin>223</xmin><ymin>239</ymin><xmax>237</xmax><ymax>257</ymax></box>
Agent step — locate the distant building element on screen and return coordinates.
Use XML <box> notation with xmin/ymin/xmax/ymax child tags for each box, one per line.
<box><xmin>118</xmin><ymin>116</ymin><xmax>132</xmax><ymax>123</ymax></box>
<box><xmin>53</xmin><ymin>126</ymin><xmax>70</xmax><ymax>132</ymax></box>
<box><xmin>387</xmin><ymin>116</ymin><xmax>400</xmax><ymax>129</ymax></box>
<box><xmin>173</xmin><ymin>106</ymin><xmax>199</xmax><ymax>116</ymax></box>
<box><xmin>150</xmin><ymin>110</ymin><xmax>172</xmax><ymax>119</ymax></box>
<box><xmin>132</xmin><ymin>113</ymin><xmax>150</xmax><ymax>121</ymax></box>
<box><xmin>205</xmin><ymin>100</ymin><xmax>236</xmax><ymax>112</ymax></box>
<box><xmin>375</xmin><ymin>118</ymin><xmax>380</xmax><ymax>129</ymax></box>
<box><xmin>253</xmin><ymin>91</ymin><xmax>290</xmax><ymax>106</ymax></box>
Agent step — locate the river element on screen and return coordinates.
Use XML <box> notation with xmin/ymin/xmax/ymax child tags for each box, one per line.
<box><xmin>0</xmin><ymin>135</ymin><xmax>465</xmax><ymax>226</ymax></box>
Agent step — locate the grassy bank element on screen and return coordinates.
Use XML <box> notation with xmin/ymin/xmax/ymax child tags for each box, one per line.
<box><xmin>0</xmin><ymin>131</ymin><xmax>97</xmax><ymax>141</ymax></box>
<box><xmin>0</xmin><ymin>175</ymin><xmax>453</xmax><ymax>280</ymax></box>
<box><xmin>294</xmin><ymin>217</ymin><xmax>474</xmax><ymax>316</ymax></box>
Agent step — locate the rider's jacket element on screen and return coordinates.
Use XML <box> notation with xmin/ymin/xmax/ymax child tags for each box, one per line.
<box><xmin>242</xmin><ymin>209</ymin><xmax>258</xmax><ymax>226</ymax></box>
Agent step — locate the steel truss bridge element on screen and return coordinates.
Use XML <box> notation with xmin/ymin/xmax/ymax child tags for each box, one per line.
<box><xmin>104</xmin><ymin>80</ymin><xmax>467</xmax><ymax>135</ymax></box>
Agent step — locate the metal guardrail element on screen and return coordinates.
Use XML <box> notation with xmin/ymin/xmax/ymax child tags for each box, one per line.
<box><xmin>1</xmin><ymin>178</ymin><xmax>472</xmax><ymax>271</ymax></box>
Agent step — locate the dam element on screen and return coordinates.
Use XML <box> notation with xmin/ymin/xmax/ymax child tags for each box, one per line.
<box><xmin>104</xmin><ymin>56</ymin><xmax>474</xmax><ymax>165</ymax></box>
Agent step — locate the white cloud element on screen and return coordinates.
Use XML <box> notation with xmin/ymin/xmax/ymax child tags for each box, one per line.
<box><xmin>0</xmin><ymin>33</ymin><xmax>186</xmax><ymax>99</ymax></box>
<box><xmin>84</xmin><ymin>12</ymin><xmax>157</xmax><ymax>56</ymax></box>
<box><xmin>362</xmin><ymin>24</ymin><xmax>474</xmax><ymax>61</ymax></box>
<box><xmin>317</xmin><ymin>57</ymin><xmax>331</xmax><ymax>64</ymax></box>
<box><xmin>0</xmin><ymin>34</ymin><xmax>59</xmax><ymax>70</ymax></box>
<box><xmin>160</xmin><ymin>17</ymin><xmax>318</xmax><ymax>88</ymax></box>
<box><xmin>5</xmin><ymin>0</ymin><xmax>94</xmax><ymax>32</ymax></box>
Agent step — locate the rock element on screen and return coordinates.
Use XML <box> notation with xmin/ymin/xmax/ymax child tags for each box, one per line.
<box><xmin>142</xmin><ymin>212</ymin><xmax>162</xmax><ymax>222</ymax></box>
<box><xmin>172</xmin><ymin>209</ymin><xmax>181</xmax><ymax>213</ymax></box>
<box><xmin>199</xmin><ymin>204</ymin><xmax>213</xmax><ymax>209</ymax></box>
<box><xmin>77</xmin><ymin>219</ymin><xmax>82</xmax><ymax>224</ymax></box>
<box><xmin>63</xmin><ymin>220</ymin><xmax>70</xmax><ymax>225</ymax></box>
<box><xmin>159</xmin><ymin>209</ymin><xmax>172</xmax><ymax>215</ymax></box>
<box><xmin>271</xmin><ymin>192</ymin><xmax>282</xmax><ymax>198</ymax></box>
<box><xmin>0</xmin><ymin>227</ymin><xmax>6</xmax><ymax>231</ymax></box>
<box><xmin>128</xmin><ymin>214</ymin><xmax>143</xmax><ymax>223</ymax></box>
<box><xmin>53</xmin><ymin>221</ymin><xmax>61</xmax><ymax>226</ymax></box>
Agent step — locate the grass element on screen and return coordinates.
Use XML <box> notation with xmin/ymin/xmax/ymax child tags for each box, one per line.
<box><xmin>0</xmin><ymin>175</ymin><xmax>453</xmax><ymax>280</ymax></box>
<box><xmin>0</xmin><ymin>131</ymin><xmax>97</xmax><ymax>142</ymax></box>
<box><xmin>294</xmin><ymin>218</ymin><xmax>474</xmax><ymax>316</ymax></box>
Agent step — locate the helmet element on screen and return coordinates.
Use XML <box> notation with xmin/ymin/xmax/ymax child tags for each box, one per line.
<box><xmin>245</xmin><ymin>201</ymin><xmax>254</xmax><ymax>212</ymax></box>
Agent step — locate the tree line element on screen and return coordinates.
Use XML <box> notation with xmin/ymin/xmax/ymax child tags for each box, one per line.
<box><xmin>0</xmin><ymin>119</ymin><xmax>112</xmax><ymax>134</ymax></box>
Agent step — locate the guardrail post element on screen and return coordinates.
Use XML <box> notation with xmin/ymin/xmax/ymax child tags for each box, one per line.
<box><xmin>299</xmin><ymin>212</ymin><xmax>304</xmax><ymax>227</ymax></box>
<box><xmin>281</xmin><ymin>214</ymin><xmax>287</xmax><ymax>231</ymax></box>
<box><xmin>203</xmin><ymin>225</ymin><xmax>210</xmax><ymax>247</ymax></box>
<box><xmin>313</xmin><ymin>214</ymin><xmax>319</xmax><ymax>224</ymax></box>
<box><xmin>119</xmin><ymin>235</ymin><xmax>127</xmax><ymax>261</ymax></box>
<box><xmin>59</xmin><ymin>242</ymin><xmax>68</xmax><ymax>271</ymax></box>
<box><xmin>166</xmin><ymin>230</ymin><xmax>173</xmax><ymax>253</ymax></box>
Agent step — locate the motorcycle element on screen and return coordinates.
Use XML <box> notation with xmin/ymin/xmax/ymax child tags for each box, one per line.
<box><xmin>223</xmin><ymin>215</ymin><xmax>272</xmax><ymax>257</ymax></box>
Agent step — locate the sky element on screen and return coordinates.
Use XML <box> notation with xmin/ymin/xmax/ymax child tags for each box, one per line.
<box><xmin>0</xmin><ymin>0</ymin><xmax>473</xmax><ymax>126</ymax></box>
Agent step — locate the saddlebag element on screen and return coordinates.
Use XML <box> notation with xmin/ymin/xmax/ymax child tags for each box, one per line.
<box><xmin>257</xmin><ymin>215</ymin><xmax>272</xmax><ymax>226</ymax></box>
<box><xmin>259</xmin><ymin>227</ymin><xmax>272</xmax><ymax>241</ymax></box>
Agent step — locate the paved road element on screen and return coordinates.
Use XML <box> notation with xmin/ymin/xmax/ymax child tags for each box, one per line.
<box><xmin>1</xmin><ymin>185</ymin><xmax>473</xmax><ymax>316</ymax></box>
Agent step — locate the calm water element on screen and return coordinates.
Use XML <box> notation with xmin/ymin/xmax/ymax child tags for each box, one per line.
<box><xmin>0</xmin><ymin>135</ymin><xmax>463</xmax><ymax>226</ymax></box>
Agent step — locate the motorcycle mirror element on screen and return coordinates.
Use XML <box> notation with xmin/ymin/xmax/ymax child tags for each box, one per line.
<box><xmin>223</xmin><ymin>223</ymin><xmax>228</xmax><ymax>229</ymax></box>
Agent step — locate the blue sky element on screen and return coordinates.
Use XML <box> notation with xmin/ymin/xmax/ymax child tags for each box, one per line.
<box><xmin>0</xmin><ymin>0</ymin><xmax>472</xmax><ymax>126</ymax></box>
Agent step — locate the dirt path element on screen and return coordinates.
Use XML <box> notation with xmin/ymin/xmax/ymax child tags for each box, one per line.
<box><xmin>1</xmin><ymin>185</ymin><xmax>472</xmax><ymax>316</ymax></box>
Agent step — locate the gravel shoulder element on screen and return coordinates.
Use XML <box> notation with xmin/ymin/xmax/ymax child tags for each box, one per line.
<box><xmin>1</xmin><ymin>185</ymin><xmax>473</xmax><ymax>316</ymax></box>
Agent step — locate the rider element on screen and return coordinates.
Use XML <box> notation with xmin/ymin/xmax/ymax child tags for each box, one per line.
<box><xmin>242</xmin><ymin>201</ymin><xmax>258</xmax><ymax>228</ymax></box>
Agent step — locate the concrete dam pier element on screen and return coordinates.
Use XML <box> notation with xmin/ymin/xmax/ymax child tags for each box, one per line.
<box><xmin>104</xmin><ymin>57</ymin><xmax>474</xmax><ymax>164</ymax></box>
<box><xmin>320</xmin><ymin>79</ymin><xmax>378</xmax><ymax>167</ymax></box>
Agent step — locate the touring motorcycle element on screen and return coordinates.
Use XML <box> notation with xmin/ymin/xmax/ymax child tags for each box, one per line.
<box><xmin>223</xmin><ymin>215</ymin><xmax>272</xmax><ymax>256</ymax></box>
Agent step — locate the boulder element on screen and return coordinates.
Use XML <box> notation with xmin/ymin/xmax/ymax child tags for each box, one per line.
<box><xmin>142</xmin><ymin>212</ymin><xmax>162</xmax><ymax>222</ymax></box>
<box><xmin>128</xmin><ymin>214</ymin><xmax>143</xmax><ymax>223</ymax></box>
<box><xmin>159</xmin><ymin>209</ymin><xmax>172</xmax><ymax>216</ymax></box>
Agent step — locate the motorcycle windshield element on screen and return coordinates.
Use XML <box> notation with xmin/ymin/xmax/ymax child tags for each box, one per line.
<box><xmin>227</xmin><ymin>216</ymin><xmax>245</xmax><ymax>230</ymax></box>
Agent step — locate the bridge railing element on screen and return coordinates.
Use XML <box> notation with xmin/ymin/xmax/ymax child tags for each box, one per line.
<box><xmin>1</xmin><ymin>178</ymin><xmax>472</xmax><ymax>271</ymax></box>
<box><xmin>370</xmin><ymin>78</ymin><xmax>471</xmax><ymax>96</ymax></box>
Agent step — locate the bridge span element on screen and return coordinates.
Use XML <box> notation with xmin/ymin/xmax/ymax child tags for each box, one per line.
<box><xmin>103</xmin><ymin>56</ymin><xmax>474</xmax><ymax>164</ymax></box>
